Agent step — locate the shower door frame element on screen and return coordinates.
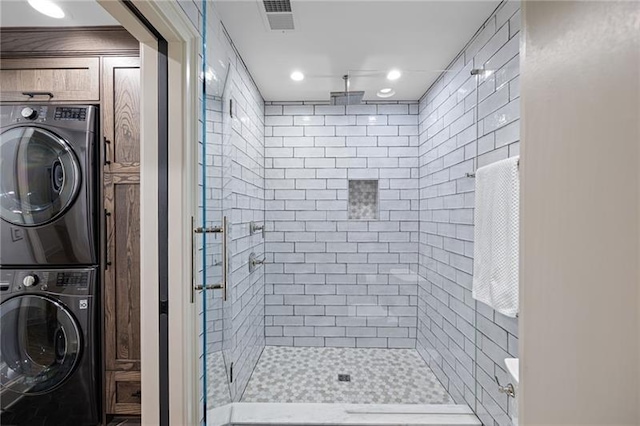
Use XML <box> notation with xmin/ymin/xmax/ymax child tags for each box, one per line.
<box><xmin>97</xmin><ymin>0</ymin><xmax>201</xmax><ymax>425</ymax></box>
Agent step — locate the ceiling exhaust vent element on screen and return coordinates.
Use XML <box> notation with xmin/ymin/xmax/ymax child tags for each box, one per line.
<box><xmin>262</xmin><ymin>0</ymin><xmax>295</xmax><ymax>30</ymax></box>
<box><xmin>263</xmin><ymin>0</ymin><xmax>292</xmax><ymax>13</ymax></box>
<box><xmin>267</xmin><ymin>14</ymin><xmax>295</xmax><ymax>30</ymax></box>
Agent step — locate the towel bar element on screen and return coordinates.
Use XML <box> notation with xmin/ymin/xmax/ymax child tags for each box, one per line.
<box><xmin>466</xmin><ymin>159</ymin><xmax>519</xmax><ymax>178</ymax></box>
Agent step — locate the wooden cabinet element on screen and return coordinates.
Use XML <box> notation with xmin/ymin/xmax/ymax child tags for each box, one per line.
<box><xmin>103</xmin><ymin>60</ymin><xmax>141</xmax><ymax>416</ymax></box>
<box><xmin>0</xmin><ymin>57</ymin><xmax>100</xmax><ymax>102</ymax></box>
<box><xmin>105</xmin><ymin>371</ymin><xmax>142</xmax><ymax>416</ymax></box>
<box><xmin>102</xmin><ymin>57</ymin><xmax>141</xmax><ymax>173</ymax></box>
<box><xmin>1</xmin><ymin>27</ymin><xmax>142</xmax><ymax>419</ymax></box>
<box><xmin>104</xmin><ymin>174</ymin><xmax>141</xmax><ymax>373</ymax></box>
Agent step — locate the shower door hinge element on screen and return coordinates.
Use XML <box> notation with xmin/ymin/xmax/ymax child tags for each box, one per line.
<box><xmin>230</xmin><ymin>362</ymin><xmax>234</xmax><ymax>383</ymax></box>
<box><xmin>229</xmin><ymin>98</ymin><xmax>234</xmax><ymax>118</ymax></box>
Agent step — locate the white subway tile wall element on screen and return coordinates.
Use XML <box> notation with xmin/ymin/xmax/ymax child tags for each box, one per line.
<box><xmin>417</xmin><ymin>1</ymin><xmax>520</xmax><ymax>425</ymax></box>
<box><xmin>222</xmin><ymin>58</ymin><xmax>266</xmax><ymax>402</ymax></box>
<box><xmin>181</xmin><ymin>0</ymin><xmax>520</xmax><ymax>424</ymax></box>
<box><xmin>183</xmin><ymin>0</ymin><xmax>266</xmax><ymax>409</ymax></box>
<box><xmin>264</xmin><ymin>101</ymin><xmax>420</xmax><ymax>349</ymax></box>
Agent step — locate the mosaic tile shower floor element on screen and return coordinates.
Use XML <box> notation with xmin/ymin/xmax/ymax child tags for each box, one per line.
<box><xmin>207</xmin><ymin>351</ymin><xmax>232</xmax><ymax>407</ymax></box>
<box><xmin>240</xmin><ymin>347</ymin><xmax>454</xmax><ymax>404</ymax></box>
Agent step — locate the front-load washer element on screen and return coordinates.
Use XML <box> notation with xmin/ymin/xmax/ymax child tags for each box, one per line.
<box><xmin>0</xmin><ymin>105</ymin><xmax>98</xmax><ymax>266</ymax></box>
<box><xmin>0</xmin><ymin>267</ymin><xmax>99</xmax><ymax>425</ymax></box>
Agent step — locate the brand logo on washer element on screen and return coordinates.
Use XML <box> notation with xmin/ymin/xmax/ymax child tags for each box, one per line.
<box><xmin>79</xmin><ymin>300</ymin><xmax>88</xmax><ymax>310</ymax></box>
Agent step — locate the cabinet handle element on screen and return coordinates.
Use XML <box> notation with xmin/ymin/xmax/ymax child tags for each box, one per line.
<box><xmin>105</xmin><ymin>210</ymin><xmax>112</xmax><ymax>269</ymax></box>
<box><xmin>22</xmin><ymin>91</ymin><xmax>54</xmax><ymax>99</ymax></box>
<box><xmin>104</xmin><ymin>137</ymin><xmax>111</xmax><ymax>165</ymax></box>
<box><xmin>131</xmin><ymin>390</ymin><xmax>141</xmax><ymax>398</ymax></box>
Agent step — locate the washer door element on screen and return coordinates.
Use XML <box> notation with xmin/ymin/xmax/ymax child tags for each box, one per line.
<box><xmin>0</xmin><ymin>126</ymin><xmax>81</xmax><ymax>226</ymax></box>
<box><xmin>0</xmin><ymin>295</ymin><xmax>82</xmax><ymax>395</ymax></box>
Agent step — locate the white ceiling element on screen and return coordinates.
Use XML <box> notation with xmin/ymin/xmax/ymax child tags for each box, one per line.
<box><xmin>0</xmin><ymin>0</ymin><xmax>118</xmax><ymax>27</ymax></box>
<box><xmin>216</xmin><ymin>0</ymin><xmax>500</xmax><ymax>102</ymax></box>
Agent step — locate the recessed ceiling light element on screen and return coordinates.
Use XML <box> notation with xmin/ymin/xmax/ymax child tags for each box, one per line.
<box><xmin>377</xmin><ymin>89</ymin><xmax>396</xmax><ymax>98</ymax></box>
<box><xmin>290</xmin><ymin>71</ymin><xmax>304</xmax><ymax>81</ymax></box>
<box><xmin>28</xmin><ymin>0</ymin><xmax>65</xmax><ymax>18</ymax></box>
<box><xmin>386</xmin><ymin>70</ymin><xmax>402</xmax><ymax>81</ymax></box>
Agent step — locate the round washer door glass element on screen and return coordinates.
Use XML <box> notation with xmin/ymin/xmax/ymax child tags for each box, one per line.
<box><xmin>0</xmin><ymin>127</ymin><xmax>80</xmax><ymax>226</ymax></box>
<box><xmin>0</xmin><ymin>295</ymin><xmax>81</xmax><ymax>395</ymax></box>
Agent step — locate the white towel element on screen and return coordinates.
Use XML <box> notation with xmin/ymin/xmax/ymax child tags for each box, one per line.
<box><xmin>472</xmin><ymin>156</ymin><xmax>520</xmax><ymax>318</ymax></box>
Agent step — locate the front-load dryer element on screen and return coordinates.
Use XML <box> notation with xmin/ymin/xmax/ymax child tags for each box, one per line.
<box><xmin>0</xmin><ymin>267</ymin><xmax>99</xmax><ymax>425</ymax></box>
<box><xmin>0</xmin><ymin>105</ymin><xmax>98</xmax><ymax>266</ymax></box>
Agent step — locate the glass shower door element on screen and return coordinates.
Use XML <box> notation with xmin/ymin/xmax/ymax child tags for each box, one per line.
<box><xmin>196</xmin><ymin>1</ymin><xmax>232</xmax><ymax>421</ymax></box>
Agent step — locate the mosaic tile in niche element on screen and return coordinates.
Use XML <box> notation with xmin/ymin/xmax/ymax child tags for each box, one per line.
<box><xmin>349</xmin><ymin>180</ymin><xmax>378</xmax><ymax>220</ymax></box>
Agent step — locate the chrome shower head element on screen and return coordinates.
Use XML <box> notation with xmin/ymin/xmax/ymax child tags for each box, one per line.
<box><xmin>330</xmin><ymin>74</ymin><xmax>364</xmax><ymax>105</ymax></box>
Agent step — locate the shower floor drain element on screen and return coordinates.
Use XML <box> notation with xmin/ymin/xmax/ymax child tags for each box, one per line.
<box><xmin>338</xmin><ymin>374</ymin><xmax>351</xmax><ymax>382</ymax></box>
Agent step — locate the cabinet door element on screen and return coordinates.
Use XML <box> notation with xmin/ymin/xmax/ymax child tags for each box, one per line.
<box><xmin>103</xmin><ymin>57</ymin><xmax>140</xmax><ymax>173</ymax></box>
<box><xmin>104</xmin><ymin>173</ymin><xmax>141</xmax><ymax>373</ymax></box>
<box><xmin>0</xmin><ymin>57</ymin><xmax>99</xmax><ymax>102</ymax></box>
<box><xmin>105</xmin><ymin>371</ymin><xmax>141</xmax><ymax>415</ymax></box>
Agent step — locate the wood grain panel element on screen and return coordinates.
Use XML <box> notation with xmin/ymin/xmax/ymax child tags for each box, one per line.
<box><xmin>106</xmin><ymin>371</ymin><xmax>141</xmax><ymax>415</ymax></box>
<box><xmin>114</xmin><ymin>68</ymin><xmax>140</xmax><ymax>163</ymax></box>
<box><xmin>116</xmin><ymin>380</ymin><xmax>142</xmax><ymax>403</ymax></box>
<box><xmin>0</xmin><ymin>27</ymin><xmax>139</xmax><ymax>57</ymax></box>
<box><xmin>0</xmin><ymin>57</ymin><xmax>99</xmax><ymax>101</ymax></box>
<box><xmin>103</xmin><ymin>57</ymin><xmax>140</xmax><ymax>173</ymax></box>
<box><xmin>104</xmin><ymin>174</ymin><xmax>141</xmax><ymax>372</ymax></box>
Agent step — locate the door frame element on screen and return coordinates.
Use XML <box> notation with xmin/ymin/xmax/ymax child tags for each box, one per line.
<box><xmin>97</xmin><ymin>1</ymin><xmax>200</xmax><ymax>424</ymax></box>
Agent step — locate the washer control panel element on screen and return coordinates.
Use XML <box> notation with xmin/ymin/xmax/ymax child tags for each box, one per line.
<box><xmin>54</xmin><ymin>107</ymin><xmax>87</xmax><ymax>121</ymax></box>
<box><xmin>21</xmin><ymin>107</ymin><xmax>38</xmax><ymax>120</ymax></box>
<box><xmin>22</xmin><ymin>274</ymin><xmax>38</xmax><ymax>287</ymax></box>
<box><xmin>13</xmin><ymin>105</ymin><xmax>49</xmax><ymax>123</ymax></box>
<box><xmin>0</xmin><ymin>269</ymin><xmax>95</xmax><ymax>296</ymax></box>
<box><xmin>55</xmin><ymin>271</ymin><xmax>90</xmax><ymax>286</ymax></box>
<box><xmin>4</xmin><ymin>104</ymin><xmax>94</xmax><ymax>128</ymax></box>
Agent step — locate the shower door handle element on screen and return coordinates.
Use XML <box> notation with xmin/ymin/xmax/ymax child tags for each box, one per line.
<box><xmin>191</xmin><ymin>216</ymin><xmax>228</xmax><ymax>302</ymax></box>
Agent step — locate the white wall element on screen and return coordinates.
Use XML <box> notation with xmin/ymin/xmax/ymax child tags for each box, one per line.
<box><xmin>263</xmin><ymin>101</ymin><xmax>421</xmax><ymax>349</ymax></box>
<box><xmin>520</xmin><ymin>1</ymin><xmax>640</xmax><ymax>424</ymax></box>
<box><xmin>416</xmin><ymin>1</ymin><xmax>520</xmax><ymax>424</ymax></box>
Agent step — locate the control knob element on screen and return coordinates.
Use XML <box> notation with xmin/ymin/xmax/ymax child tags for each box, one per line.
<box><xmin>23</xmin><ymin>275</ymin><xmax>38</xmax><ymax>287</ymax></box>
<box><xmin>21</xmin><ymin>107</ymin><xmax>38</xmax><ymax>120</ymax></box>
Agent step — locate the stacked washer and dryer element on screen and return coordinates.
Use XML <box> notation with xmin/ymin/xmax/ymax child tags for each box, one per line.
<box><xmin>0</xmin><ymin>105</ymin><xmax>101</xmax><ymax>425</ymax></box>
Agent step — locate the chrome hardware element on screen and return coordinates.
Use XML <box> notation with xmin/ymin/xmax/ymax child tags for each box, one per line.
<box><xmin>191</xmin><ymin>216</ymin><xmax>195</xmax><ymax>303</ymax></box>
<box><xmin>194</xmin><ymin>283</ymin><xmax>224</xmax><ymax>291</ymax></box>
<box><xmin>191</xmin><ymin>216</ymin><xmax>229</xmax><ymax>303</ymax></box>
<box><xmin>465</xmin><ymin>159</ymin><xmax>519</xmax><ymax>178</ymax></box>
<box><xmin>194</xmin><ymin>225</ymin><xmax>223</xmax><ymax>234</ymax></box>
<box><xmin>248</xmin><ymin>252</ymin><xmax>265</xmax><ymax>273</ymax></box>
<box><xmin>495</xmin><ymin>375</ymin><xmax>515</xmax><ymax>398</ymax></box>
<box><xmin>191</xmin><ymin>216</ymin><xmax>228</xmax><ymax>302</ymax></box>
<box><xmin>221</xmin><ymin>216</ymin><xmax>228</xmax><ymax>300</ymax></box>
<box><xmin>249</xmin><ymin>221</ymin><xmax>264</xmax><ymax>236</ymax></box>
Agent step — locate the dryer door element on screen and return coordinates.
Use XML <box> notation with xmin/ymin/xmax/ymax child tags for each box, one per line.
<box><xmin>0</xmin><ymin>295</ymin><xmax>81</xmax><ymax>395</ymax></box>
<box><xmin>0</xmin><ymin>126</ymin><xmax>81</xmax><ymax>226</ymax></box>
